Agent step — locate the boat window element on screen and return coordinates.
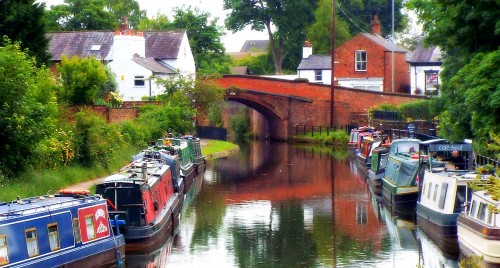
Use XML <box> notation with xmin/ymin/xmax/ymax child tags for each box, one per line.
<box><xmin>454</xmin><ymin>186</ymin><xmax>467</xmax><ymax>213</ymax></box>
<box><xmin>25</xmin><ymin>228</ymin><xmax>38</xmax><ymax>257</ymax></box>
<box><xmin>438</xmin><ymin>183</ymin><xmax>448</xmax><ymax>209</ymax></box>
<box><xmin>427</xmin><ymin>183</ymin><xmax>433</xmax><ymax>199</ymax></box>
<box><xmin>487</xmin><ymin>211</ymin><xmax>493</xmax><ymax>225</ymax></box>
<box><xmin>470</xmin><ymin>200</ymin><xmax>478</xmax><ymax>217</ymax></box>
<box><xmin>73</xmin><ymin>218</ymin><xmax>81</xmax><ymax>244</ymax></box>
<box><xmin>85</xmin><ymin>215</ymin><xmax>96</xmax><ymax>240</ymax></box>
<box><xmin>0</xmin><ymin>235</ymin><xmax>9</xmax><ymax>265</ymax></box>
<box><xmin>47</xmin><ymin>223</ymin><xmax>60</xmax><ymax>251</ymax></box>
<box><xmin>433</xmin><ymin>184</ymin><xmax>439</xmax><ymax>201</ymax></box>
<box><xmin>421</xmin><ymin>183</ymin><xmax>426</xmax><ymax>199</ymax></box>
<box><xmin>478</xmin><ymin>203</ymin><xmax>487</xmax><ymax>222</ymax></box>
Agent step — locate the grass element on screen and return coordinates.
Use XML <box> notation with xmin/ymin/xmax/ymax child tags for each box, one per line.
<box><xmin>293</xmin><ymin>130</ymin><xmax>350</xmax><ymax>145</ymax></box>
<box><xmin>202</xmin><ymin>139</ymin><xmax>238</xmax><ymax>156</ymax></box>
<box><xmin>0</xmin><ymin>146</ymin><xmax>139</xmax><ymax>201</ymax></box>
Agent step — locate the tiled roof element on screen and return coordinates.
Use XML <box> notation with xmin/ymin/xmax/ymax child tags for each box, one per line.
<box><xmin>47</xmin><ymin>30</ymin><xmax>185</xmax><ymax>61</ymax></box>
<box><xmin>360</xmin><ymin>33</ymin><xmax>408</xmax><ymax>53</ymax></box>
<box><xmin>131</xmin><ymin>57</ymin><xmax>177</xmax><ymax>74</ymax></box>
<box><xmin>408</xmin><ymin>42</ymin><xmax>442</xmax><ymax>63</ymax></box>
<box><xmin>240</xmin><ymin>40</ymin><xmax>269</xmax><ymax>52</ymax></box>
<box><xmin>297</xmin><ymin>55</ymin><xmax>331</xmax><ymax>70</ymax></box>
<box><xmin>46</xmin><ymin>31</ymin><xmax>114</xmax><ymax>61</ymax></box>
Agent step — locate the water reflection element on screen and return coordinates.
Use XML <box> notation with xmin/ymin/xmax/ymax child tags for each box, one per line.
<box><xmin>125</xmin><ymin>141</ymin><xmax>466</xmax><ymax>267</ymax></box>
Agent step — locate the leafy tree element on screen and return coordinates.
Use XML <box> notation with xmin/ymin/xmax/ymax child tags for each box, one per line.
<box><xmin>0</xmin><ymin>40</ymin><xmax>59</xmax><ymax>176</ymax></box>
<box><xmin>0</xmin><ymin>0</ymin><xmax>50</xmax><ymax>65</ymax></box>
<box><xmin>57</xmin><ymin>56</ymin><xmax>108</xmax><ymax>105</ymax></box>
<box><xmin>224</xmin><ymin>0</ymin><xmax>318</xmax><ymax>74</ymax></box>
<box><xmin>104</xmin><ymin>0</ymin><xmax>146</xmax><ymax>30</ymax></box>
<box><xmin>307</xmin><ymin>0</ymin><xmax>351</xmax><ymax>54</ymax></box>
<box><xmin>137</xmin><ymin>13</ymin><xmax>171</xmax><ymax>30</ymax></box>
<box><xmin>170</xmin><ymin>8</ymin><xmax>231</xmax><ymax>75</ymax></box>
<box><xmin>44</xmin><ymin>0</ymin><xmax>117</xmax><ymax>31</ymax></box>
<box><xmin>233</xmin><ymin>53</ymin><xmax>274</xmax><ymax>75</ymax></box>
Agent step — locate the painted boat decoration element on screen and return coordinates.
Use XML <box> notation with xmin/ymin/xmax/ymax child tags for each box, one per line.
<box><xmin>95</xmin><ymin>153</ymin><xmax>182</xmax><ymax>253</ymax></box>
<box><xmin>0</xmin><ymin>191</ymin><xmax>125</xmax><ymax>267</ymax></box>
<box><xmin>416</xmin><ymin>140</ymin><xmax>478</xmax><ymax>255</ymax></box>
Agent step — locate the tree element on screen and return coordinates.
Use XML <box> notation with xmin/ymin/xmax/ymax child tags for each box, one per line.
<box><xmin>407</xmin><ymin>0</ymin><xmax>500</xmax><ymax>152</ymax></box>
<box><xmin>137</xmin><ymin>13</ymin><xmax>171</xmax><ymax>30</ymax></box>
<box><xmin>307</xmin><ymin>0</ymin><xmax>351</xmax><ymax>54</ymax></box>
<box><xmin>104</xmin><ymin>0</ymin><xmax>146</xmax><ymax>30</ymax></box>
<box><xmin>57</xmin><ymin>56</ymin><xmax>108</xmax><ymax>105</ymax></box>
<box><xmin>44</xmin><ymin>0</ymin><xmax>117</xmax><ymax>31</ymax></box>
<box><xmin>170</xmin><ymin>8</ymin><xmax>231</xmax><ymax>75</ymax></box>
<box><xmin>0</xmin><ymin>0</ymin><xmax>50</xmax><ymax>65</ymax></box>
<box><xmin>0</xmin><ymin>40</ymin><xmax>59</xmax><ymax>176</ymax></box>
<box><xmin>224</xmin><ymin>0</ymin><xmax>318</xmax><ymax>74</ymax></box>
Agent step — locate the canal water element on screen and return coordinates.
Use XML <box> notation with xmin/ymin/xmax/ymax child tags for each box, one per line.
<box><xmin>126</xmin><ymin>141</ymin><xmax>460</xmax><ymax>267</ymax></box>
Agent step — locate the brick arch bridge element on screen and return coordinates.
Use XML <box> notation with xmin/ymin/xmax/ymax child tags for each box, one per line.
<box><xmin>216</xmin><ymin>75</ymin><xmax>426</xmax><ymax>140</ymax></box>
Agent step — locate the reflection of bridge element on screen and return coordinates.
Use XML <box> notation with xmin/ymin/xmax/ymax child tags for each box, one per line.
<box><xmin>216</xmin><ymin>75</ymin><xmax>425</xmax><ymax>140</ymax></box>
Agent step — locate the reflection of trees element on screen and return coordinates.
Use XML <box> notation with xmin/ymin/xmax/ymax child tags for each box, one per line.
<box><xmin>293</xmin><ymin>145</ymin><xmax>349</xmax><ymax>160</ymax></box>
<box><xmin>229</xmin><ymin>201</ymin><xmax>317</xmax><ymax>268</ymax></box>
<box><xmin>311</xmin><ymin>215</ymin><xmax>334</xmax><ymax>266</ymax></box>
<box><xmin>335</xmin><ymin>231</ymin><xmax>392</xmax><ymax>265</ymax></box>
<box><xmin>189</xmin><ymin>184</ymin><xmax>226</xmax><ymax>251</ymax></box>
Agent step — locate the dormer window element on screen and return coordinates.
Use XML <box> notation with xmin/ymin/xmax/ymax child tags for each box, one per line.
<box><xmin>90</xmin><ymin>44</ymin><xmax>101</xmax><ymax>51</ymax></box>
<box><xmin>355</xmin><ymin>50</ymin><xmax>367</xmax><ymax>71</ymax></box>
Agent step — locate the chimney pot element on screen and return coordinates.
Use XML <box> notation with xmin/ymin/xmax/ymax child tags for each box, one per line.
<box><xmin>370</xmin><ymin>15</ymin><xmax>382</xmax><ymax>35</ymax></box>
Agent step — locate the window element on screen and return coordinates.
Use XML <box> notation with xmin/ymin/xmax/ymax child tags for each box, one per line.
<box><xmin>433</xmin><ymin>184</ymin><xmax>439</xmax><ymax>201</ymax></box>
<box><xmin>478</xmin><ymin>203</ymin><xmax>487</xmax><ymax>221</ymax></box>
<box><xmin>355</xmin><ymin>51</ymin><xmax>367</xmax><ymax>71</ymax></box>
<box><xmin>427</xmin><ymin>183</ymin><xmax>432</xmax><ymax>199</ymax></box>
<box><xmin>134</xmin><ymin>76</ymin><xmax>145</xmax><ymax>87</ymax></box>
<box><xmin>0</xmin><ymin>235</ymin><xmax>9</xmax><ymax>265</ymax></box>
<box><xmin>73</xmin><ymin>218</ymin><xmax>81</xmax><ymax>244</ymax></box>
<box><xmin>85</xmin><ymin>215</ymin><xmax>95</xmax><ymax>240</ymax></box>
<box><xmin>25</xmin><ymin>228</ymin><xmax>38</xmax><ymax>257</ymax></box>
<box><xmin>90</xmin><ymin>44</ymin><xmax>101</xmax><ymax>51</ymax></box>
<box><xmin>314</xmin><ymin>70</ymin><xmax>322</xmax><ymax>81</ymax></box>
<box><xmin>48</xmin><ymin>223</ymin><xmax>60</xmax><ymax>251</ymax></box>
<box><xmin>421</xmin><ymin>184</ymin><xmax>426</xmax><ymax>199</ymax></box>
<box><xmin>438</xmin><ymin>183</ymin><xmax>448</xmax><ymax>209</ymax></box>
<box><xmin>469</xmin><ymin>200</ymin><xmax>478</xmax><ymax>217</ymax></box>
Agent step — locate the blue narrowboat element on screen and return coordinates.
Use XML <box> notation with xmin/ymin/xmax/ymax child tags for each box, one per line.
<box><xmin>0</xmin><ymin>190</ymin><xmax>125</xmax><ymax>267</ymax></box>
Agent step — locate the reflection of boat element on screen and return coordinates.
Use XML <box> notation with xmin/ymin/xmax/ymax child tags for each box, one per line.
<box><xmin>417</xmin><ymin>227</ymin><xmax>459</xmax><ymax>267</ymax></box>
<box><xmin>416</xmin><ymin>141</ymin><xmax>478</xmax><ymax>255</ymax></box>
<box><xmin>458</xmin><ymin>190</ymin><xmax>500</xmax><ymax>265</ymax></box>
<box><xmin>381</xmin><ymin>138</ymin><xmax>423</xmax><ymax>217</ymax></box>
<box><xmin>96</xmin><ymin>154</ymin><xmax>182</xmax><ymax>253</ymax></box>
<box><xmin>0</xmin><ymin>191</ymin><xmax>125</xmax><ymax>267</ymax></box>
<box><xmin>125</xmin><ymin>235</ymin><xmax>173</xmax><ymax>267</ymax></box>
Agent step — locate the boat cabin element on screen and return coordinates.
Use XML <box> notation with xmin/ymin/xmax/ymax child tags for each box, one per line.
<box><xmin>357</xmin><ymin>137</ymin><xmax>382</xmax><ymax>169</ymax></box>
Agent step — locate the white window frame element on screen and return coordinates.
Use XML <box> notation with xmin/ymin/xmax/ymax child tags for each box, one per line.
<box><xmin>355</xmin><ymin>50</ymin><xmax>367</xmax><ymax>71</ymax></box>
<box><xmin>85</xmin><ymin>215</ymin><xmax>95</xmax><ymax>240</ymax></box>
<box><xmin>47</xmin><ymin>223</ymin><xmax>60</xmax><ymax>251</ymax></box>
<box><xmin>0</xmin><ymin>234</ymin><xmax>9</xmax><ymax>265</ymax></box>
<box><xmin>25</xmin><ymin>228</ymin><xmax>38</xmax><ymax>257</ymax></box>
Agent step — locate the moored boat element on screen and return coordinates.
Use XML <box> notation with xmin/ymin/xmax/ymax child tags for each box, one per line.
<box><xmin>416</xmin><ymin>141</ymin><xmax>478</xmax><ymax>255</ymax></box>
<box><xmin>356</xmin><ymin>136</ymin><xmax>382</xmax><ymax>174</ymax></box>
<box><xmin>366</xmin><ymin>145</ymin><xmax>390</xmax><ymax>196</ymax></box>
<box><xmin>457</xmin><ymin>189</ymin><xmax>500</xmax><ymax>265</ymax></box>
<box><xmin>184</xmin><ymin>135</ymin><xmax>206</xmax><ymax>174</ymax></box>
<box><xmin>95</xmin><ymin>155</ymin><xmax>182</xmax><ymax>253</ymax></box>
<box><xmin>381</xmin><ymin>138</ymin><xmax>423</xmax><ymax>217</ymax></box>
<box><xmin>156</xmin><ymin>138</ymin><xmax>195</xmax><ymax>194</ymax></box>
<box><xmin>0</xmin><ymin>191</ymin><xmax>125</xmax><ymax>267</ymax></box>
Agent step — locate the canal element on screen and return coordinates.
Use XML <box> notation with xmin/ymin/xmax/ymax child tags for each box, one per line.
<box><xmin>126</xmin><ymin>141</ymin><xmax>460</xmax><ymax>267</ymax></box>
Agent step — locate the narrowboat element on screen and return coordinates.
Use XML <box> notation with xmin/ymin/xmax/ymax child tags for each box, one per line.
<box><xmin>381</xmin><ymin>138</ymin><xmax>423</xmax><ymax>217</ymax></box>
<box><xmin>366</xmin><ymin>145</ymin><xmax>390</xmax><ymax>196</ymax></box>
<box><xmin>0</xmin><ymin>190</ymin><xmax>125</xmax><ymax>267</ymax></box>
<box><xmin>457</xmin><ymin>189</ymin><xmax>500</xmax><ymax>265</ymax></box>
<box><xmin>185</xmin><ymin>136</ymin><xmax>206</xmax><ymax>174</ymax></box>
<box><xmin>416</xmin><ymin>141</ymin><xmax>478</xmax><ymax>255</ymax></box>
<box><xmin>356</xmin><ymin>136</ymin><xmax>382</xmax><ymax>174</ymax></box>
<box><xmin>156</xmin><ymin>138</ymin><xmax>195</xmax><ymax>194</ymax></box>
<box><xmin>95</xmin><ymin>155</ymin><xmax>182</xmax><ymax>253</ymax></box>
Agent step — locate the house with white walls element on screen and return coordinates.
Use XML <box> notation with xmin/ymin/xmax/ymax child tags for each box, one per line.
<box><xmin>46</xmin><ymin>20</ymin><xmax>196</xmax><ymax>101</ymax></box>
<box><xmin>407</xmin><ymin>42</ymin><xmax>442</xmax><ymax>95</ymax></box>
<box><xmin>296</xmin><ymin>41</ymin><xmax>332</xmax><ymax>84</ymax></box>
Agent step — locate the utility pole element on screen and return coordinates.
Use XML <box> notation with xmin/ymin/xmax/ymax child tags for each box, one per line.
<box><xmin>391</xmin><ymin>0</ymin><xmax>395</xmax><ymax>93</ymax></box>
<box><xmin>330</xmin><ymin>0</ymin><xmax>336</xmax><ymax>127</ymax></box>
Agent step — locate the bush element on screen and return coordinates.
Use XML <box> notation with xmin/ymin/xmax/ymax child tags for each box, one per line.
<box><xmin>229</xmin><ymin>109</ymin><xmax>250</xmax><ymax>143</ymax></box>
<box><xmin>398</xmin><ymin>100</ymin><xmax>433</xmax><ymax>120</ymax></box>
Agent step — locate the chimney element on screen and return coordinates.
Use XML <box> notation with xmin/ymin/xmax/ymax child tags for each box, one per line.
<box><xmin>303</xmin><ymin>41</ymin><xmax>313</xmax><ymax>59</ymax></box>
<box><xmin>119</xmin><ymin>16</ymin><xmax>129</xmax><ymax>33</ymax></box>
<box><xmin>370</xmin><ymin>15</ymin><xmax>381</xmax><ymax>35</ymax></box>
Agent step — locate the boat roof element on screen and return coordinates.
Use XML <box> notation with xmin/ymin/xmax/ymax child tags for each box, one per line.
<box><xmin>0</xmin><ymin>194</ymin><xmax>101</xmax><ymax>219</ymax></box>
<box><xmin>102</xmin><ymin>160</ymin><xmax>170</xmax><ymax>185</ymax></box>
<box><xmin>419</xmin><ymin>139</ymin><xmax>446</xmax><ymax>145</ymax></box>
<box><xmin>472</xmin><ymin>190</ymin><xmax>500</xmax><ymax>206</ymax></box>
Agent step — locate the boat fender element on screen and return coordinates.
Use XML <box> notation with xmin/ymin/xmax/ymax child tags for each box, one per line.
<box><xmin>153</xmin><ymin>200</ymin><xmax>159</xmax><ymax>211</ymax></box>
<box><xmin>58</xmin><ymin>189</ymin><xmax>90</xmax><ymax>195</ymax></box>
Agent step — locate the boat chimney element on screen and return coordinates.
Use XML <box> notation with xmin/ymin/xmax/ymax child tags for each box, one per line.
<box><xmin>141</xmin><ymin>163</ymin><xmax>147</xmax><ymax>181</ymax></box>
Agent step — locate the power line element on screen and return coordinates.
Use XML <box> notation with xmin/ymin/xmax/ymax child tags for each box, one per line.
<box><xmin>336</xmin><ymin>2</ymin><xmax>369</xmax><ymax>34</ymax></box>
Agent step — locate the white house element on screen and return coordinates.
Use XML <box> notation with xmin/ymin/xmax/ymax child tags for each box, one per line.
<box><xmin>47</xmin><ymin>21</ymin><xmax>196</xmax><ymax>101</ymax></box>
<box><xmin>407</xmin><ymin>42</ymin><xmax>442</xmax><ymax>95</ymax></box>
<box><xmin>296</xmin><ymin>41</ymin><xmax>332</xmax><ymax>84</ymax></box>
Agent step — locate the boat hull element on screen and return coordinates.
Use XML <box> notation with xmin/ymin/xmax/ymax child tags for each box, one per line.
<box><xmin>367</xmin><ymin>169</ymin><xmax>384</xmax><ymax>196</ymax></box>
<box><xmin>382</xmin><ymin>182</ymin><xmax>418</xmax><ymax>217</ymax></box>
<box><xmin>182</xmin><ymin>164</ymin><xmax>196</xmax><ymax>194</ymax></box>
<box><xmin>458</xmin><ymin>215</ymin><xmax>500</xmax><ymax>265</ymax></box>
<box><xmin>416</xmin><ymin>203</ymin><xmax>460</xmax><ymax>256</ymax></box>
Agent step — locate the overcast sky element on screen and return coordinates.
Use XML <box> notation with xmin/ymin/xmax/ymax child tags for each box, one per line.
<box><xmin>38</xmin><ymin>0</ymin><xmax>268</xmax><ymax>52</ymax></box>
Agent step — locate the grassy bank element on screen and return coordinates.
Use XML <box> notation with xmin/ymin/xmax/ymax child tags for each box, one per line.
<box><xmin>0</xmin><ymin>140</ymin><xmax>238</xmax><ymax>201</ymax></box>
<box><xmin>291</xmin><ymin>130</ymin><xmax>349</xmax><ymax>146</ymax></box>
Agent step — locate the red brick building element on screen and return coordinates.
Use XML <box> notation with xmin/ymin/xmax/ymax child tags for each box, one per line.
<box><xmin>298</xmin><ymin>15</ymin><xmax>411</xmax><ymax>93</ymax></box>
